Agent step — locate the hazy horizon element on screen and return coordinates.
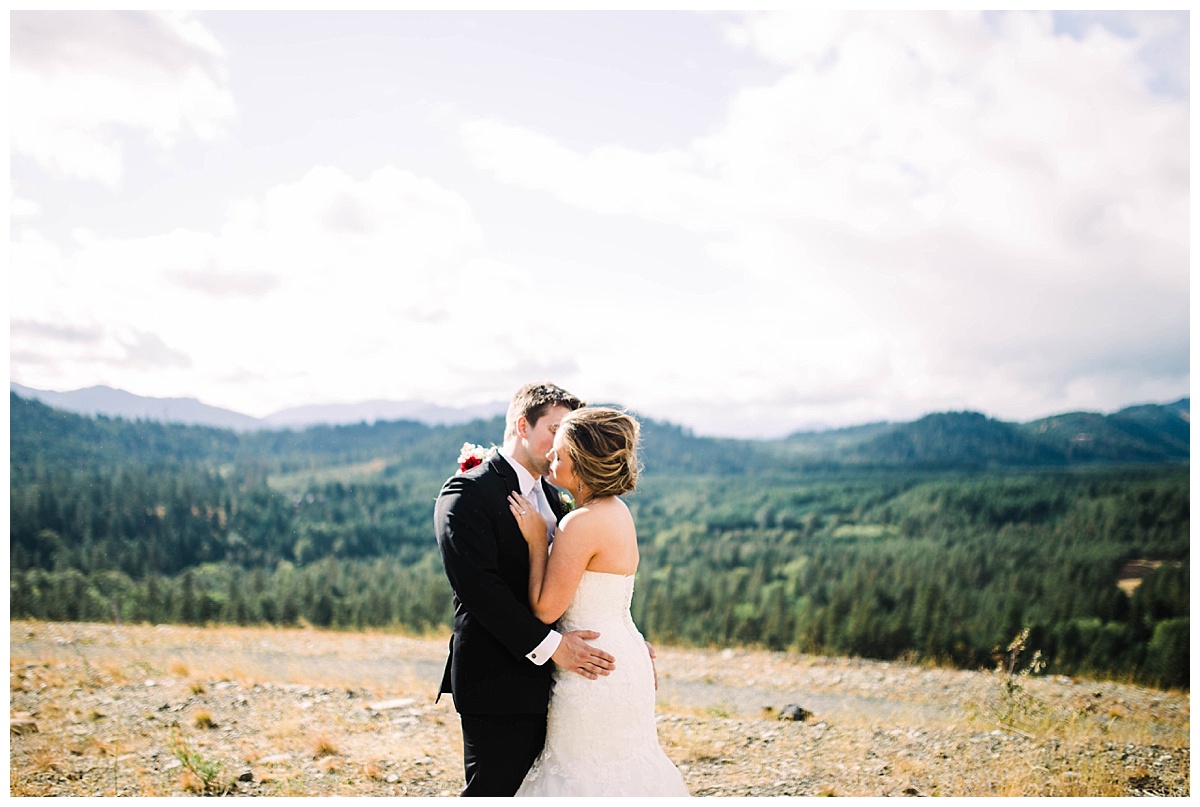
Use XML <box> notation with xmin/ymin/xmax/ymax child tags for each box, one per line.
<box><xmin>9</xmin><ymin>378</ymin><xmax>1189</xmax><ymax>440</ymax></box>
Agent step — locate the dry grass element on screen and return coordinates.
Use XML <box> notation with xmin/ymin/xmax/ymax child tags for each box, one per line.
<box><xmin>310</xmin><ymin>733</ymin><xmax>339</xmax><ymax>759</ymax></box>
<box><xmin>9</xmin><ymin>620</ymin><xmax>1189</xmax><ymax>797</ymax></box>
<box><xmin>192</xmin><ymin>709</ymin><xmax>217</xmax><ymax>730</ymax></box>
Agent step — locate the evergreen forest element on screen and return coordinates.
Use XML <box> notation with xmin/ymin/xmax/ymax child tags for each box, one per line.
<box><xmin>9</xmin><ymin>392</ymin><xmax>1190</xmax><ymax>689</ymax></box>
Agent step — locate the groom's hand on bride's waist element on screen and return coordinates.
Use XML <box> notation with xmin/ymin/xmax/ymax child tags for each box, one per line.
<box><xmin>552</xmin><ymin>630</ymin><xmax>616</xmax><ymax>679</ymax></box>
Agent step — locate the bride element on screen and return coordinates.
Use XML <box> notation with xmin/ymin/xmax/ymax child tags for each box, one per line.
<box><xmin>507</xmin><ymin>407</ymin><xmax>689</xmax><ymax>797</ymax></box>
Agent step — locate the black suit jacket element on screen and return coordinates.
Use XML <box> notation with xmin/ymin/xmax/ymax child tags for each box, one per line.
<box><xmin>435</xmin><ymin>453</ymin><xmax>566</xmax><ymax>715</ymax></box>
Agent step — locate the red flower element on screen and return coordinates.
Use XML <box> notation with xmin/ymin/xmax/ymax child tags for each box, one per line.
<box><xmin>457</xmin><ymin>443</ymin><xmax>495</xmax><ymax>473</ymax></box>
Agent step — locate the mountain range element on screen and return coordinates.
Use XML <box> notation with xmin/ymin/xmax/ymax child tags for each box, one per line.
<box><xmin>8</xmin><ymin>382</ymin><xmax>506</xmax><ymax>431</ymax></box>
<box><xmin>9</xmin><ymin>382</ymin><xmax>1190</xmax><ymax>470</ymax></box>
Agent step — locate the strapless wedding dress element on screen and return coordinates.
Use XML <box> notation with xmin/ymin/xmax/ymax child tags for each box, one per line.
<box><xmin>516</xmin><ymin>570</ymin><xmax>689</xmax><ymax>797</ymax></box>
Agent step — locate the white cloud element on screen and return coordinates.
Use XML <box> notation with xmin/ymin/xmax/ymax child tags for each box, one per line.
<box><xmin>9</xmin><ymin>187</ymin><xmax>42</xmax><ymax>219</ymax></box>
<box><xmin>9</xmin><ymin>164</ymin><xmax>583</xmax><ymax>415</ymax></box>
<box><xmin>458</xmin><ymin>10</ymin><xmax>1189</xmax><ymax>433</ymax></box>
<box><xmin>10</xmin><ymin>11</ymin><xmax>236</xmax><ymax>187</ymax></box>
<box><xmin>461</xmin><ymin>119</ymin><xmax>725</xmax><ymax>230</ymax></box>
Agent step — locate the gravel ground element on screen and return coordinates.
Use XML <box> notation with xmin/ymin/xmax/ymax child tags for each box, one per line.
<box><xmin>8</xmin><ymin>621</ymin><xmax>1190</xmax><ymax>797</ymax></box>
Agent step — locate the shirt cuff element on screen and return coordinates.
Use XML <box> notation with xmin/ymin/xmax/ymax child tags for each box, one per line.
<box><xmin>527</xmin><ymin>630</ymin><xmax>561</xmax><ymax>666</ymax></box>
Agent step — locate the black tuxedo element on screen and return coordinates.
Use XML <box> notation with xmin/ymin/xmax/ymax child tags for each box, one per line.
<box><xmin>434</xmin><ymin>452</ymin><xmax>566</xmax><ymax>795</ymax></box>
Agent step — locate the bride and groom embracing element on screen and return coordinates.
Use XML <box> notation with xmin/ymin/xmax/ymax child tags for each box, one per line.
<box><xmin>435</xmin><ymin>383</ymin><xmax>689</xmax><ymax>797</ymax></box>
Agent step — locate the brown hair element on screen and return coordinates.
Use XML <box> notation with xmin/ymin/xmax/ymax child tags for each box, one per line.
<box><xmin>558</xmin><ymin>407</ymin><xmax>640</xmax><ymax>498</ymax></box>
<box><xmin>504</xmin><ymin>382</ymin><xmax>584</xmax><ymax>441</ymax></box>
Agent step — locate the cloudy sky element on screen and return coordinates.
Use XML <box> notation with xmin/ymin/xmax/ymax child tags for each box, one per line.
<box><xmin>9</xmin><ymin>10</ymin><xmax>1190</xmax><ymax>438</ymax></box>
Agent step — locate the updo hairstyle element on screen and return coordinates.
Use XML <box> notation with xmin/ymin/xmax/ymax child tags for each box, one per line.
<box><xmin>558</xmin><ymin>407</ymin><xmax>641</xmax><ymax>499</ymax></box>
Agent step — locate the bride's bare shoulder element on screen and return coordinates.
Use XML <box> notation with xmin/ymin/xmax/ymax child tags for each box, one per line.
<box><xmin>566</xmin><ymin>499</ymin><xmax>634</xmax><ymax>541</ymax></box>
<box><xmin>561</xmin><ymin>497</ymin><xmax>630</xmax><ymax>532</ymax></box>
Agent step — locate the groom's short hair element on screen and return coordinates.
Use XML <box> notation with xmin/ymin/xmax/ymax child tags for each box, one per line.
<box><xmin>504</xmin><ymin>382</ymin><xmax>584</xmax><ymax>441</ymax></box>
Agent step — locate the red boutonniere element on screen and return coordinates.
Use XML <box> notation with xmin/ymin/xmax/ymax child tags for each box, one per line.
<box><xmin>457</xmin><ymin>442</ymin><xmax>497</xmax><ymax>472</ymax></box>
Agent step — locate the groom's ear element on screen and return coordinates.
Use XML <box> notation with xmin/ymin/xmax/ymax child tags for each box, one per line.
<box><xmin>516</xmin><ymin>415</ymin><xmax>529</xmax><ymax>439</ymax></box>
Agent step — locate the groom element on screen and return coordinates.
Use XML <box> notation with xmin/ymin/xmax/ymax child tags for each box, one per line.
<box><xmin>435</xmin><ymin>382</ymin><xmax>617</xmax><ymax>796</ymax></box>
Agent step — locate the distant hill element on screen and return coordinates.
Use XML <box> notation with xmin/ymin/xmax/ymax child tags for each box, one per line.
<box><xmin>8</xmin><ymin>391</ymin><xmax>244</xmax><ymax>470</ymax></box>
<box><xmin>777</xmin><ymin>401</ymin><xmax>1189</xmax><ymax>469</ymax></box>
<box><xmin>7</xmin><ymin>391</ymin><xmax>770</xmax><ymax>481</ymax></box>
<box><xmin>851</xmin><ymin>411</ymin><xmax>1065</xmax><ymax>468</ymax></box>
<box><xmin>9</xmin><ymin>382</ymin><xmax>505</xmax><ymax>431</ymax></box>
<box><xmin>9</xmin><ymin>389</ymin><xmax>1189</xmax><ymax>475</ymax></box>
<box><xmin>1021</xmin><ymin>400</ymin><xmax>1191</xmax><ymax>464</ymax></box>
<box><xmin>831</xmin><ymin>402</ymin><xmax>1189</xmax><ymax>468</ymax></box>
<box><xmin>9</xmin><ymin>382</ymin><xmax>261</xmax><ymax>431</ymax></box>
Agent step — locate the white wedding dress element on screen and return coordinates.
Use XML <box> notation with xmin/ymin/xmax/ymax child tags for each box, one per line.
<box><xmin>516</xmin><ymin>570</ymin><xmax>690</xmax><ymax>797</ymax></box>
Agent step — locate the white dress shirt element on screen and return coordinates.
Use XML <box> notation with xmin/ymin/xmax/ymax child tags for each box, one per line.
<box><xmin>500</xmin><ymin>449</ymin><xmax>561</xmax><ymax>666</ymax></box>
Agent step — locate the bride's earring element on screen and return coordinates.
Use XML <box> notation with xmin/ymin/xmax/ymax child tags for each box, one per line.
<box><xmin>576</xmin><ymin>481</ymin><xmax>582</xmax><ymax>494</ymax></box>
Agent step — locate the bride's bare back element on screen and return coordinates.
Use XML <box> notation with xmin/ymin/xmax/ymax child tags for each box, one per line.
<box><xmin>565</xmin><ymin>496</ymin><xmax>639</xmax><ymax>576</ymax></box>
